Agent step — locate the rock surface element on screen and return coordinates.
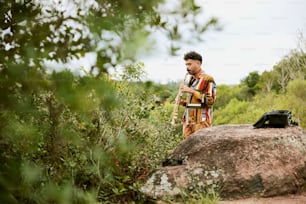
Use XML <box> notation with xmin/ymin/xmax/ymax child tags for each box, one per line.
<box><xmin>141</xmin><ymin>124</ymin><xmax>306</xmax><ymax>200</ymax></box>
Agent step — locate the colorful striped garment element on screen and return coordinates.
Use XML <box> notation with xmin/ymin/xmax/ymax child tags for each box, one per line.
<box><xmin>182</xmin><ymin>72</ymin><xmax>216</xmax><ymax>138</ymax></box>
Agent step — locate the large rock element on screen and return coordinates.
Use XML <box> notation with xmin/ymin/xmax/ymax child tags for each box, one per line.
<box><xmin>141</xmin><ymin>124</ymin><xmax>306</xmax><ymax>199</ymax></box>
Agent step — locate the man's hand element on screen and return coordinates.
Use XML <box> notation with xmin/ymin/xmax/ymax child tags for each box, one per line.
<box><xmin>180</xmin><ymin>84</ymin><xmax>196</xmax><ymax>94</ymax></box>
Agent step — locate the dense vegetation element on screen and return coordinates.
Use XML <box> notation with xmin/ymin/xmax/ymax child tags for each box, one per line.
<box><xmin>0</xmin><ymin>0</ymin><xmax>305</xmax><ymax>203</ymax></box>
<box><xmin>0</xmin><ymin>0</ymin><xmax>217</xmax><ymax>203</ymax></box>
<box><xmin>213</xmin><ymin>46</ymin><xmax>306</xmax><ymax>128</ymax></box>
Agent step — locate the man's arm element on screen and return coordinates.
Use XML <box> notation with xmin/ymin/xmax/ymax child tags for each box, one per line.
<box><xmin>181</xmin><ymin>81</ymin><xmax>216</xmax><ymax>108</ymax></box>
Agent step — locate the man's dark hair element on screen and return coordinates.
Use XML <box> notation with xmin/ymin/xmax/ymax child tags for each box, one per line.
<box><xmin>184</xmin><ymin>51</ymin><xmax>202</xmax><ymax>63</ymax></box>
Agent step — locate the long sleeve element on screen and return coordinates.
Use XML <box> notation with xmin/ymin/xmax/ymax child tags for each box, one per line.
<box><xmin>192</xmin><ymin>74</ymin><xmax>216</xmax><ymax>108</ymax></box>
<box><xmin>183</xmin><ymin>72</ymin><xmax>216</xmax><ymax>126</ymax></box>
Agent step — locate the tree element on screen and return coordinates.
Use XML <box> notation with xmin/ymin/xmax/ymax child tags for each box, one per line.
<box><xmin>213</xmin><ymin>84</ymin><xmax>238</xmax><ymax>109</ymax></box>
<box><xmin>0</xmin><ymin>0</ymin><xmax>219</xmax><ymax>102</ymax></box>
<box><xmin>240</xmin><ymin>71</ymin><xmax>260</xmax><ymax>98</ymax></box>
<box><xmin>273</xmin><ymin>50</ymin><xmax>306</xmax><ymax>93</ymax></box>
<box><xmin>258</xmin><ymin>70</ymin><xmax>278</xmax><ymax>93</ymax></box>
<box><xmin>286</xmin><ymin>51</ymin><xmax>306</xmax><ymax>80</ymax></box>
<box><xmin>213</xmin><ymin>98</ymin><xmax>249</xmax><ymax>125</ymax></box>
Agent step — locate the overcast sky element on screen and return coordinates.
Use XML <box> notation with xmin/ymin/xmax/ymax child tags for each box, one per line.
<box><xmin>45</xmin><ymin>0</ymin><xmax>306</xmax><ymax>85</ymax></box>
<box><xmin>140</xmin><ymin>0</ymin><xmax>306</xmax><ymax>85</ymax></box>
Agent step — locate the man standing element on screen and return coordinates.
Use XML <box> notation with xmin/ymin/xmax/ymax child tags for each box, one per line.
<box><xmin>179</xmin><ymin>51</ymin><xmax>216</xmax><ymax>138</ymax></box>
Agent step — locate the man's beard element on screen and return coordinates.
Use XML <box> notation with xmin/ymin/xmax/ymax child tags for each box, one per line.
<box><xmin>187</xmin><ymin>70</ymin><xmax>194</xmax><ymax>75</ymax></box>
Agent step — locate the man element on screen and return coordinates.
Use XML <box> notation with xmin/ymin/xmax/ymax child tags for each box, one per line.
<box><xmin>179</xmin><ymin>51</ymin><xmax>216</xmax><ymax>138</ymax></box>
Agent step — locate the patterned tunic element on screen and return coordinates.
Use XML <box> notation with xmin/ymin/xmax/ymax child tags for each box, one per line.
<box><xmin>182</xmin><ymin>72</ymin><xmax>216</xmax><ymax>137</ymax></box>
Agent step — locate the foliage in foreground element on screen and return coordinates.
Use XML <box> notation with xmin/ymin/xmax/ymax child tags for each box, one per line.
<box><xmin>0</xmin><ymin>0</ymin><xmax>218</xmax><ymax>203</ymax></box>
<box><xmin>0</xmin><ymin>69</ymin><xmax>183</xmax><ymax>203</ymax></box>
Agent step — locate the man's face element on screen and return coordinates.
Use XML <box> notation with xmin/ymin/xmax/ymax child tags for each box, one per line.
<box><xmin>185</xmin><ymin>59</ymin><xmax>201</xmax><ymax>75</ymax></box>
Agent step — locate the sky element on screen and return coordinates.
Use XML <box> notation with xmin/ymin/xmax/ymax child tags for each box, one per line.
<box><xmin>140</xmin><ymin>0</ymin><xmax>306</xmax><ymax>85</ymax></box>
<box><xmin>44</xmin><ymin>0</ymin><xmax>306</xmax><ymax>85</ymax></box>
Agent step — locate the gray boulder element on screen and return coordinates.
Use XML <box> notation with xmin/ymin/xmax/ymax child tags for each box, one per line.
<box><xmin>141</xmin><ymin>124</ymin><xmax>306</xmax><ymax>199</ymax></box>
